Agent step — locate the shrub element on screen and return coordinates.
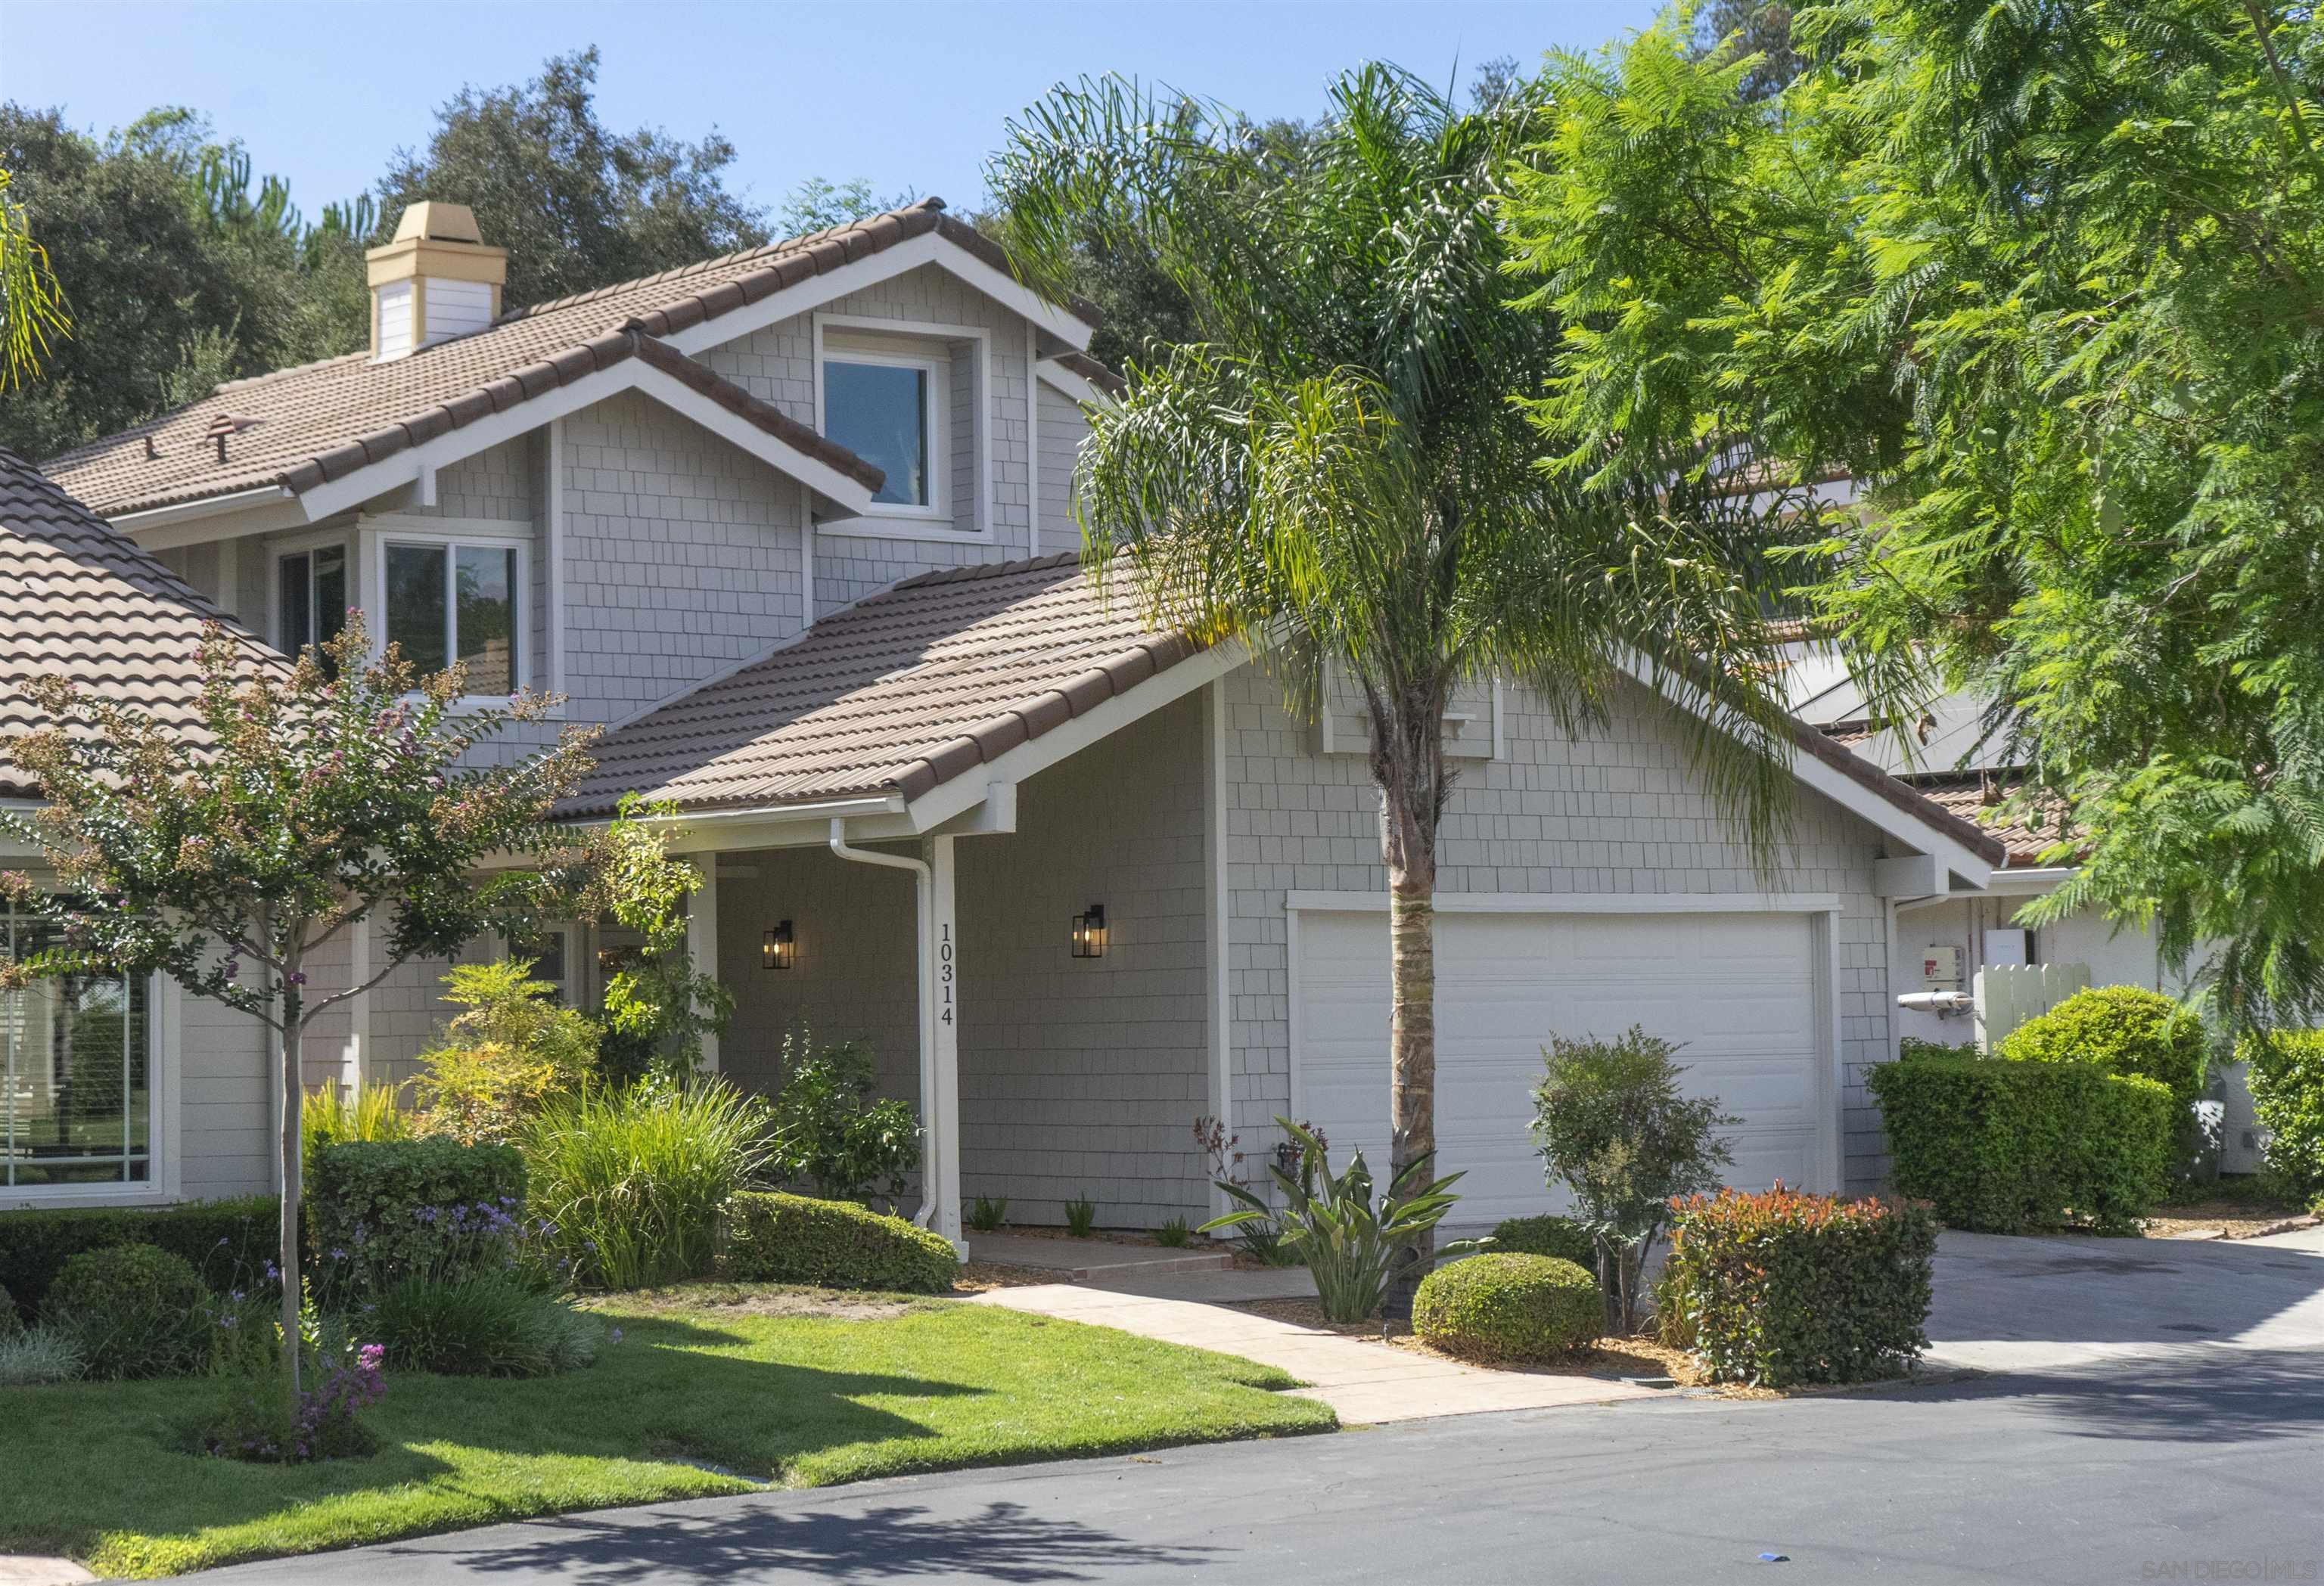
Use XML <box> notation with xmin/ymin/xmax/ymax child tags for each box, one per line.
<box><xmin>1869</xmin><ymin>1053</ymin><xmax>2175</xmax><ymax>1232</ymax></box>
<box><xmin>1155</xmin><ymin>1216</ymin><xmax>1192</xmax><ymax>1248</ymax></box>
<box><xmin>2241</xmin><ymin>1029</ymin><xmax>2324</xmax><ymax>1201</ymax></box>
<box><xmin>45</xmin><ymin>1243</ymin><xmax>212</xmax><ymax>1378</ymax></box>
<box><xmin>201</xmin><ymin>1321</ymin><xmax>386</xmax><ymax>1463</ymax></box>
<box><xmin>1661</xmin><ymin>1189</ymin><xmax>1937</xmax><ymax>1387</ymax></box>
<box><xmin>763</xmin><ymin>1030</ymin><xmax>921</xmax><ymax>1210</ymax></box>
<box><xmin>521</xmin><ymin>1080</ymin><xmax>772</xmax><ymax>1290</ymax></box>
<box><xmin>412</xmin><ymin>959</ymin><xmax>601</xmax><ymax>1145</ymax></box>
<box><xmin>308</xmin><ymin>1138</ymin><xmax>527</xmax><ymax>1295</ymax></box>
<box><xmin>967</xmin><ymin>1195</ymin><xmax>1008</xmax><ymax>1232</ymax></box>
<box><xmin>1997</xmin><ymin>985</ymin><xmax>2208</xmax><ymax>1104</ymax></box>
<box><xmin>368</xmin><ymin>1272</ymin><xmax>596</xmax><ymax>1376</ymax></box>
<box><xmin>1064</xmin><ymin>1194</ymin><xmax>1098</xmax><ymax>1238</ymax></box>
<box><xmin>1487</xmin><ymin>1214</ymin><xmax>1598</xmax><ymax>1273</ymax></box>
<box><xmin>0</xmin><ymin>1280</ymin><xmax>19</xmax><ymax>1336</ymax></box>
<box><xmin>1530</xmin><ymin>1027</ymin><xmax>1737</xmax><ymax>1331</ymax></box>
<box><xmin>0</xmin><ymin>1196</ymin><xmax>278</xmax><ymax>1314</ymax></box>
<box><xmin>723</xmin><ymin>1190</ymin><xmax>961</xmax><ymax>1293</ymax></box>
<box><xmin>0</xmin><ymin>1326</ymin><xmax>82</xmax><ymax>1386</ymax></box>
<box><xmin>1201</xmin><ymin>1119</ymin><xmax>1471</xmax><ymax>1324</ymax></box>
<box><xmin>1412</xmin><ymin>1252</ymin><xmax>1602</xmax><ymax>1363</ymax></box>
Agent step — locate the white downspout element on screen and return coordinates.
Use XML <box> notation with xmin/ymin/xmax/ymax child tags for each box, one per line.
<box><xmin>828</xmin><ymin>819</ymin><xmax>938</xmax><ymax>1230</ymax></box>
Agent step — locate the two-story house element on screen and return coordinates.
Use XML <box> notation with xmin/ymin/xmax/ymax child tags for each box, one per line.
<box><xmin>17</xmin><ymin>198</ymin><xmax>2011</xmax><ymax>1245</ymax></box>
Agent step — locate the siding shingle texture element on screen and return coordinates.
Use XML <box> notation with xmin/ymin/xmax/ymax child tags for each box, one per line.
<box><xmin>564</xmin><ymin>553</ymin><xmax>1204</xmax><ymax>815</ymax></box>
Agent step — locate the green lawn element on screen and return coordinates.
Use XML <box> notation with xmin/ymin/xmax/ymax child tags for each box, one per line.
<box><xmin>2</xmin><ymin>1289</ymin><xmax>1335</xmax><ymax>1578</ymax></box>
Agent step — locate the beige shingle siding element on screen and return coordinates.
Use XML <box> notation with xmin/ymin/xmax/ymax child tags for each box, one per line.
<box><xmin>1219</xmin><ymin>666</ymin><xmax>1903</xmax><ymax>1195</ymax></box>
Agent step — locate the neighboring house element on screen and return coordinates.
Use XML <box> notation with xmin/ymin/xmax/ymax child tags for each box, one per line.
<box><xmin>18</xmin><ymin>197</ymin><xmax>2019</xmax><ymax>1242</ymax></box>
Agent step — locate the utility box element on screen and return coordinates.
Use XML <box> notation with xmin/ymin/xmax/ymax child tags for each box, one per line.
<box><xmin>1922</xmin><ymin>945</ymin><xmax>1965</xmax><ymax>991</ymax></box>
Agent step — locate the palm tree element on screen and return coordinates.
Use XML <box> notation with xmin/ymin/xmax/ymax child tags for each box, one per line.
<box><xmin>988</xmin><ymin>66</ymin><xmax>1799</xmax><ymax>1308</ymax></box>
<box><xmin>0</xmin><ymin>167</ymin><xmax>69</xmax><ymax>390</ymax></box>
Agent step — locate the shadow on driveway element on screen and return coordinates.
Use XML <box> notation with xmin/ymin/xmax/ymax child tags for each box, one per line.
<box><xmin>378</xmin><ymin>1498</ymin><xmax>1225</xmax><ymax>1584</ymax></box>
<box><xmin>1905</xmin><ymin>1346</ymin><xmax>2324</xmax><ymax>1445</ymax></box>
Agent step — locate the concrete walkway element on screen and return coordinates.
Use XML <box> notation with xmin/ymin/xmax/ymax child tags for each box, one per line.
<box><xmin>967</xmin><ymin>1233</ymin><xmax>1232</xmax><ymax>1282</ymax></box>
<box><xmin>966</xmin><ymin>1282</ymin><xmax>1662</xmax><ymax>1423</ymax></box>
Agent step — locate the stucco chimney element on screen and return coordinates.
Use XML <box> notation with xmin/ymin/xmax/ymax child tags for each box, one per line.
<box><xmin>366</xmin><ymin>202</ymin><xmax>508</xmax><ymax>361</ymax></box>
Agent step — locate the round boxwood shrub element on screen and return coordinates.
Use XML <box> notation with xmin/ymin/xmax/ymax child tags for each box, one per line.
<box><xmin>45</xmin><ymin>1243</ymin><xmax>212</xmax><ymax>1379</ymax></box>
<box><xmin>1997</xmin><ymin>985</ymin><xmax>2208</xmax><ymax>1103</ymax></box>
<box><xmin>1412</xmin><ymin>1252</ymin><xmax>1603</xmax><ymax>1363</ymax></box>
<box><xmin>722</xmin><ymin>1190</ymin><xmax>960</xmax><ymax>1293</ymax></box>
<box><xmin>1487</xmin><ymin>1214</ymin><xmax>1598</xmax><ymax>1274</ymax></box>
<box><xmin>2240</xmin><ymin>1028</ymin><xmax>2324</xmax><ymax>1202</ymax></box>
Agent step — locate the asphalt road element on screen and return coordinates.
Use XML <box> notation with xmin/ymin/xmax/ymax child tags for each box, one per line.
<box><xmin>182</xmin><ymin>1344</ymin><xmax>2323</xmax><ymax>1586</ymax></box>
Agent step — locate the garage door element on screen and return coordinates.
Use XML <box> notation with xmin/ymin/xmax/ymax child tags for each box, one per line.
<box><xmin>1294</xmin><ymin>909</ymin><xmax>1831</xmax><ymax>1230</ymax></box>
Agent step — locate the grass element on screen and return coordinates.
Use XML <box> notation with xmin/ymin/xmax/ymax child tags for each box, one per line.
<box><xmin>0</xmin><ymin>1288</ymin><xmax>1332</xmax><ymax>1579</ymax></box>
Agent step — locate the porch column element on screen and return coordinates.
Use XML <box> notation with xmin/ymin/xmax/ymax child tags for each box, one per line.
<box><xmin>686</xmin><ymin>854</ymin><xmax>720</xmax><ymax>1075</ymax></box>
<box><xmin>927</xmin><ymin>834</ymin><xmax>963</xmax><ymax>1249</ymax></box>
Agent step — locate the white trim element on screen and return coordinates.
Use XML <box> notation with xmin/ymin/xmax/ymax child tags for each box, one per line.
<box><xmin>1981</xmin><ymin>865</ymin><xmax>2077</xmax><ymax>897</ymax></box>
<box><xmin>366</xmin><ymin>523</ymin><xmax>532</xmax><ymax>709</ymax></box>
<box><xmin>157</xmin><ymin>970</ymin><xmax>182</xmax><ymax>1202</ymax></box>
<box><xmin>814</xmin><ymin>319</ymin><xmax>952</xmax><ymax>523</ymax></box>
<box><xmin>659</xmin><ymin>229</ymin><xmax>1095</xmax><ymax>363</ymax></box>
<box><xmin>108</xmin><ymin>484</ymin><xmax>297</xmax><ymax>538</ymax></box>
<box><xmin>813</xmin><ymin>312</ymin><xmax>992</xmax><ymax>539</ymax></box>
<box><xmin>1202</xmin><ymin>676</ymin><xmax>1232</xmax><ymax>1220</ymax></box>
<box><xmin>1284</xmin><ymin>905</ymin><xmax>1305</xmax><ymax>1125</ymax></box>
<box><xmin>1284</xmin><ymin>889</ymin><xmax>1844</xmax><ymax>915</ymax></box>
<box><xmin>346</xmin><ymin>915</ymin><xmax>371</xmax><ymax>1093</ymax></box>
<box><xmin>799</xmin><ymin>479</ymin><xmax>816</xmax><ymax>625</ymax></box>
<box><xmin>1036</xmin><ymin>358</ymin><xmax>1114</xmax><ymax>410</ymax></box>
<box><xmin>1810</xmin><ymin>908</ymin><xmax>1844</xmax><ymax>1193</ymax></box>
<box><xmin>927</xmin><ymin>833</ymin><xmax>963</xmax><ymax>1249</ymax></box>
<box><xmin>545</xmin><ymin>419</ymin><xmax>568</xmax><ymax>697</ymax></box>
<box><xmin>1612</xmin><ymin>653</ymin><xmax>1997</xmax><ymax>891</ymax></box>
<box><xmin>290</xmin><ymin>359</ymin><xmax>880</xmax><ymax>524</ymax></box>
<box><xmin>1026</xmin><ymin>321</ymin><xmax>1041</xmax><ymax>557</ymax></box>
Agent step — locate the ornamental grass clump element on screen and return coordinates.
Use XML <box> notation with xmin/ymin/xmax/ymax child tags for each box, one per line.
<box><xmin>1659</xmin><ymin>1187</ymin><xmax>1937</xmax><ymax>1389</ymax></box>
<box><xmin>521</xmin><ymin>1080</ymin><xmax>772</xmax><ymax>1290</ymax></box>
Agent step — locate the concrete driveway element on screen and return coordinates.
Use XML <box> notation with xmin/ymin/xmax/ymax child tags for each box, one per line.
<box><xmin>1925</xmin><ymin>1224</ymin><xmax>2324</xmax><ymax>1372</ymax></box>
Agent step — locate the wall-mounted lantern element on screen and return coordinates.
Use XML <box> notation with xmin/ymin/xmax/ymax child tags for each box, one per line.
<box><xmin>763</xmin><ymin>920</ymin><xmax>795</xmax><ymax>970</ymax></box>
<box><xmin>1070</xmin><ymin>904</ymin><xmax>1107</xmax><ymax>959</ymax></box>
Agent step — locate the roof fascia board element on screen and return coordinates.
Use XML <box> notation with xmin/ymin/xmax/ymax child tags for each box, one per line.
<box><xmin>110</xmin><ymin>486</ymin><xmax>303</xmax><ymax>548</ymax></box>
<box><xmin>126</xmin><ymin>495</ymin><xmax>313</xmax><ymax>552</ymax></box>
<box><xmin>901</xmin><ymin>640</ymin><xmax>1245</xmax><ymax>833</ymax></box>
<box><xmin>661</xmin><ymin>231</ymin><xmax>1095</xmax><ymax>363</ymax></box>
<box><xmin>1036</xmin><ymin>359</ymin><xmax>1114</xmax><ymax>409</ymax></box>
<box><xmin>1612</xmin><ymin>652</ymin><xmax>1997</xmax><ymax>890</ymax></box>
<box><xmin>291</xmin><ymin>359</ymin><xmax>878</xmax><ymax>523</ymax></box>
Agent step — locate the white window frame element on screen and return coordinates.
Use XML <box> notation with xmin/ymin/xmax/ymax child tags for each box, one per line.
<box><xmin>364</xmin><ymin>521</ymin><xmax>531</xmax><ymax>709</ymax></box>
<box><xmin>266</xmin><ymin>526</ymin><xmax>357</xmax><ymax>657</ymax></box>
<box><xmin>0</xmin><ymin>894</ymin><xmax>169</xmax><ymax>1208</ymax></box>
<box><xmin>812</xmin><ymin>313</ymin><xmax>992</xmax><ymax>542</ymax></box>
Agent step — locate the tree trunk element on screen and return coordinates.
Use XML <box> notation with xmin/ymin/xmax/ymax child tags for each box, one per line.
<box><xmin>1374</xmin><ymin>686</ymin><xmax>1446</xmax><ymax>1323</ymax></box>
<box><xmin>277</xmin><ymin>948</ymin><xmax>305</xmax><ymax>1398</ymax></box>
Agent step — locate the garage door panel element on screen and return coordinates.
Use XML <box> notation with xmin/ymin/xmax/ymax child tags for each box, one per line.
<box><xmin>1295</xmin><ymin>908</ymin><xmax>1829</xmax><ymax>1228</ymax></box>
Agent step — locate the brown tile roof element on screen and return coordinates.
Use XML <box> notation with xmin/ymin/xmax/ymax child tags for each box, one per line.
<box><xmin>1908</xmin><ymin>776</ymin><xmax>2074</xmax><ymax>867</ymax></box>
<box><xmin>562</xmin><ymin>553</ymin><xmax>1204</xmax><ymax>817</ymax></box>
<box><xmin>1046</xmin><ymin>349</ymin><xmax>1126</xmax><ymax>397</ymax></box>
<box><xmin>44</xmin><ymin>199</ymin><xmax>1082</xmax><ymax>519</ymax></box>
<box><xmin>0</xmin><ymin>450</ymin><xmax>284</xmax><ymax>799</ymax></box>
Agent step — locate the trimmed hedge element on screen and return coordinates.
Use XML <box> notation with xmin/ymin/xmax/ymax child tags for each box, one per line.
<box><xmin>308</xmin><ymin>1138</ymin><xmax>527</xmax><ymax>1290</ymax></box>
<box><xmin>1869</xmin><ymin>1053</ymin><xmax>2174</xmax><ymax>1232</ymax></box>
<box><xmin>2241</xmin><ymin>1029</ymin><xmax>2324</xmax><ymax>1200</ymax></box>
<box><xmin>1412</xmin><ymin>1252</ymin><xmax>1602</xmax><ymax>1363</ymax></box>
<box><xmin>1487</xmin><ymin>1214</ymin><xmax>1598</xmax><ymax>1274</ymax></box>
<box><xmin>45</xmin><ymin>1243</ymin><xmax>213</xmax><ymax>1380</ymax></box>
<box><xmin>1661</xmin><ymin>1188</ymin><xmax>1936</xmax><ymax>1387</ymax></box>
<box><xmin>1997</xmin><ymin>985</ymin><xmax>2207</xmax><ymax>1103</ymax></box>
<box><xmin>0</xmin><ymin>1196</ymin><xmax>278</xmax><ymax>1315</ymax></box>
<box><xmin>722</xmin><ymin>1190</ymin><xmax>960</xmax><ymax>1293</ymax></box>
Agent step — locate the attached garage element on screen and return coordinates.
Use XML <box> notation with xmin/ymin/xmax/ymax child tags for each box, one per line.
<box><xmin>1291</xmin><ymin>897</ymin><xmax>1841</xmax><ymax>1232</ymax></box>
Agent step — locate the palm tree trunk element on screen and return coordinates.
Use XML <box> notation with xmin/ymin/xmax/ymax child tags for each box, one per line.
<box><xmin>1375</xmin><ymin>687</ymin><xmax>1446</xmax><ymax>1323</ymax></box>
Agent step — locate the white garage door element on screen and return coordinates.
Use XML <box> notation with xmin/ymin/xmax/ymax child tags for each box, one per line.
<box><xmin>1295</xmin><ymin>909</ymin><xmax>1832</xmax><ymax>1230</ymax></box>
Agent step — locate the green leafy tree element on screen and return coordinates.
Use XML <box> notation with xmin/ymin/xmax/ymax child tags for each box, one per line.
<box><xmin>1689</xmin><ymin>1</ymin><xmax>1807</xmax><ymax>100</ymax></box>
<box><xmin>775</xmin><ymin>175</ymin><xmax>918</xmax><ymax>236</ymax></box>
<box><xmin>0</xmin><ymin>616</ymin><xmax>596</xmax><ymax>1394</ymax></box>
<box><xmin>1507</xmin><ymin>3</ymin><xmax>2324</xmax><ymax>1031</ymax></box>
<box><xmin>1530</xmin><ymin>1027</ymin><xmax>1737</xmax><ymax>1333</ymax></box>
<box><xmin>375</xmin><ymin>47</ymin><xmax>768</xmax><ymax>313</ymax></box>
<box><xmin>576</xmin><ymin>797</ymin><xmax>732</xmax><ymax>1083</ymax></box>
<box><xmin>411</xmin><ymin>957</ymin><xmax>601</xmax><ymax>1144</ymax></box>
<box><xmin>0</xmin><ymin>165</ymin><xmax>68</xmax><ymax>389</ymax></box>
<box><xmin>989</xmin><ymin>67</ymin><xmax>1797</xmax><ymax>1309</ymax></box>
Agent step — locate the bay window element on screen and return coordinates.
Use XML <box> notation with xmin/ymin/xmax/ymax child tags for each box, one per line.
<box><xmin>382</xmin><ymin>536</ymin><xmax>524</xmax><ymax>696</ymax></box>
<box><xmin>2</xmin><ymin>902</ymin><xmax>151</xmax><ymax>1190</ymax></box>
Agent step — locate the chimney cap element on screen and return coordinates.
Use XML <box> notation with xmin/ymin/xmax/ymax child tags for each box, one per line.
<box><xmin>392</xmin><ymin>200</ymin><xmax>486</xmax><ymax>246</ymax></box>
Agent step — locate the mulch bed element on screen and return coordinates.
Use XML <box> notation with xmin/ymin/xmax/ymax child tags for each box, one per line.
<box><xmin>2141</xmin><ymin>1202</ymin><xmax>2318</xmax><ymax>1241</ymax></box>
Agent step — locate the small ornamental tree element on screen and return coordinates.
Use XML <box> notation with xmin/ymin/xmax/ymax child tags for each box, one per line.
<box><xmin>0</xmin><ymin>616</ymin><xmax>596</xmax><ymax>1393</ymax></box>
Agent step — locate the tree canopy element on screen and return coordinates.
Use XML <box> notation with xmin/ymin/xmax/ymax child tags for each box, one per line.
<box><xmin>1506</xmin><ymin>0</ymin><xmax>2324</xmax><ymax>1027</ymax></box>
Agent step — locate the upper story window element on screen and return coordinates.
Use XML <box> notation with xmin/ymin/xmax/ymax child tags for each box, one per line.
<box><xmin>278</xmin><ymin>545</ymin><xmax>348</xmax><ymax>660</ymax></box>
<box><xmin>824</xmin><ymin>352</ymin><xmax>940</xmax><ymax>511</ymax></box>
<box><xmin>382</xmin><ymin>535</ymin><xmax>524</xmax><ymax>697</ymax></box>
<box><xmin>2</xmin><ymin>901</ymin><xmax>151</xmax><ymax>1192</ymax></box>
<box><xmin>816</xmin><ymin>318</ymin><xmax>974</xmax><ymax>531</ymax></box>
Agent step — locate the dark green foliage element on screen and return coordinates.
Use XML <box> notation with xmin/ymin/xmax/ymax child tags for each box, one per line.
<box><xmin>368</xmin><ymin>1272</ymin><xmax>596</xmax><ymax>1377</ymax></box>
<box><xmin>1868</xmin><ymin>1054</ymin><xmax>2176</xmax><ymax>1233</ymax></box>
<box><xmin>1660</xmin><ymin>1188</ymin><xmax>1936</xmax><ymax>1387</ymax></box>
<box><xmin>0</xmin><ymin>1195</ymin><xmax>278</xmax><ymax>1314</ymax></box>
<box><xmin>1487</xmin><ymin>1214</ymin><xmax>1598</xmax><ymax>1275</ymax></box>
<box><xmin>722</xmin><ymin>1190</ymin><xmax>959</xmax><ymax>1294</ymax></box>
<box><xmin>1064</xmin><ymin>1195</ymin><xmax>1097</xmax><ymax>1238</ymax></box>
<box><xmin>44</xmin><ymin>1243</ymin><xmax>211</xmax><ymax>1379</ymax></box>
<box><xmin>1154</xmin><ymin>1217</ymin><xmax>1191</xmax><ymax>1249</ymax></box>
<box><xmin>374</xmin><ymin>48</ymin><xmax>766</xmax><ymax>315</ymax></box>
<box><xmin>763</xmin><ymin>1032</ymin><xmax>920</xmax><ymax>1210</ymax></box>
<box><xmin>1997</xmin><ymin>987</ymin><xmax>2209</xmax><ymax>1104</ymax></box>
<box><xmin>1411</xmin><ymin>1252</ymin><xmax>1602</xmax><ymax>1362</ymax></box>
<box><xmin>2240</xmin><ymin>1029</ymin><xmax>2324</xmax><ymax>1202</ymax></box>
<box><xmin>0</xmin><ymin>1280</ymin><xmax>19</xmax><ymax>1336</ymax></box>
<box><xmin>966</xmin><ymin>1195</ymin><xmax>1008</xmax><ymax>1233</ymax></box>
<box><xmin>307</xmin><ymin>1138</ymin><xmax>526</xmax><ymax>1291</ymax></box>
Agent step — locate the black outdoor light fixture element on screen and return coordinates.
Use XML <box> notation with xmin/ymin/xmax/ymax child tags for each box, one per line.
<box><xmin>763</xmin><ymin>920</ymin><xmax>795</xmax><ymax>970</ymax></box>
<box><xmin>1070</xmin><ymin>904</ymin><xmax>1107</xmax><ymax>959</ymax></box>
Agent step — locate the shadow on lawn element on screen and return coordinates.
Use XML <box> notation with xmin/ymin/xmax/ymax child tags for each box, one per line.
<box><xmin>420</xmin><ymin>1498</ymin><xmax>1224</xmax><ymax>1584</ymax></box>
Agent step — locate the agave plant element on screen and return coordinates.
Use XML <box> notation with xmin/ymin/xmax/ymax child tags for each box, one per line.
<box><xmin>1201</xmin><ymin>1118</ymin><xmax>1473</xmax><ymax>1322</ymax></box>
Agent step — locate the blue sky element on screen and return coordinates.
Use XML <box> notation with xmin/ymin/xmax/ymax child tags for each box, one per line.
<box><xmin>1</xmin><ymin>1</ymin><xmax>1661</xmax><ymax>225</ymax></box>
